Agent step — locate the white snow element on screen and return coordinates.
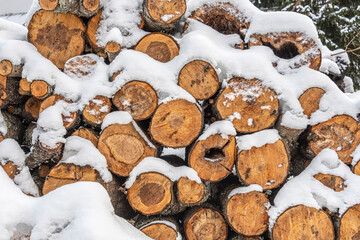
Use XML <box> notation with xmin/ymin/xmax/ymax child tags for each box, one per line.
<box><xmin>59</xmin><ymin>136</ymin><xmax>112</xmax><ymax>182</ymax></box>
<box><xmin>0</xmin><ymin>111</ymin><xmax>7</xmax><ymax>136</ymax></box>
<box><xmin>344</xmin><ymin>76</ymin><xmax>354</xmax><ymax>93</ymax></box>
<box><xmin>140</xmin><ymin>220</ymin><xmax>182</xmax><ymax>240</ymax></box>
<box><xmin>237</xmin><ymin>129</ymin><xmax>281</xmax><ymax>151</ymax></box>
<box><xmin>198</xmin><ymin>120</ymin><xmax>236</xmax><ymax>140</ymax></box>
<box><xmin>161</xmin><ymin>147</ymin><xmax>186</xmax><ymax>160</ymax></box>
<box><xmin>125</xmin><ymin>157</ymin><xmax>201</xmax><ymax>189</ymax></box>
<box><xmin>227</xmin><ymin>184</ymin><xmax>263</xmax><ymax>199</ymax></box>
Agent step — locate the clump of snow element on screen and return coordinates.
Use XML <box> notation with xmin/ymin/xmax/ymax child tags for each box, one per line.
<box><xmin>125</xmin><ymin>157</ymin><xmax>201</xmax><ymax>189</ymax></box>
<box><xmin>161</xmin><ymin>147</ymin><xmax>186</xmax><ymax>160</ymax></box>
<box><xmin>227</xmin><ymin>184</ymin><xmax>263</xmax><ymax>199</ymax></box>
<box><xmin>320</xmin><ymin>58</ymin><xmax>341</xmax><ymax>76</ymax></box>
<box><xmin>237</xmin><ymin>129</ymin><xmax>281</xmax><ymax>151</ymax></box>
<box><xmin>59</xmin><ymin>136</ymin><xmax>112</xmax><ymax>182</ymax></box>
<box><xmin>281</xmin><ymin>111</ymin><xmax>308</xmax><ymax>129</ymax></box>
<box><xmin>0</xmin><ymin>111</ymin><xmax>7</xmax><ymax>136</ymax></box>
<box><xmin>269</xmin><ymin>149</ymin><xmax>360</xmax><ymax>228</ymax></box>
<box><xmin>140</xmin><ymin>220</ymin><xmax>182</xmax><ymax>240</ymax></box>
<box><xmin>0</xmin><ymin>139</ymin><xmax>39</xmax><ymax>196</ymax></box>
<box><xmin>344</xmin><ymin>76</ymin><xmax>354</xmax><ymax>93</ymax></box>
<box><xmin>198</xmin><ymin>120</ymin><xmax>236</xmax><ymax>140</ymax></box>
<box><xmin>0</xmin><ymin>18</ymin><xmax>27</xmax><ymax>41</ymax></box>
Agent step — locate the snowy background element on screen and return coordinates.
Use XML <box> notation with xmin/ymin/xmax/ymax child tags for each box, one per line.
<box><xmin>0</xmin><ymin>0</ymin><xmax>32</xmax><ymax>15</ymax></box>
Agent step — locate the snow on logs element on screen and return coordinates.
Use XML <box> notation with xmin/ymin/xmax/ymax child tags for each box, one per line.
<box><xmin>136</xmin><ymin>217</ymin><xmax>182</xmax><ymax>240</ymax></box>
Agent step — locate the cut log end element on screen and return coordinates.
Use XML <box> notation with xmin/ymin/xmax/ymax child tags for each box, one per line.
<box><xmin>141</xmin><ymin>223</ymin><xmax>178</xmax><ymax>240</ymax></box>
<box><xmin>128</xmin><ymin>172</ymin><xmax>173</xmax><ymax>215</ymax></box>
<box><xmin>0</xmin><ymin>60</ymin><xmax>13</xmax><ymax>76</ymax></box>
<box><xmin>185</xmin><ymin>208</ymin><xmax>227</xmax><ymax>240</ymax></box>
<box><xmin>299</xmin><ymin>87</ymin><xmax>325</xmax><ymax>118</ymax></box>
<box><xmin>71</xmin><ymin>128</ymin><xmax>98</xmax><ymax>147</ymax></box>
<box><xmin>25</xmin><ymin>97</ymin><xmax>42</xmax><ymax>119</ymax></box>
<box><xmin>82</xmin><ymin>0</ymin><xmax>100</xmax><ymax>12</ymax></box>
<box><xmin>1</xmin><ymin>161</ymin><xmax>20</xmax><ymax>179</ymax></box>
<box><xmin>19</xmin><ymin>78</ymin><xmax>31</xmax><ymax>96</ymax></box>
<box><xmin>146</xmin><ymin>0</ymin><xmax>186</xmax><ymax>24</ymax></box>
<box><xmin>30</xmin><ymin>80</ymin><xmax>51</xmax><ymax>99</ymax></box>
<box><xmin>150</xmin><ymin>99</ymin><xmax>203</xmax><ymax>148</ymax></box>
<box><xmin>225</xmin><ymin>191</ymin><xmax>269</xmax><ymax>236</ymax></box>
<box><xmin>216</xmin><ymin>78</ymin><xmax>279</xmax><ymax>133</ymax></box>
<box><xmin>177</xmin><ymin>177</ymin><xmax>205</xmax><ymax>205</ymax></box>
<box><xmin>339</xmin><ymin>204</ymin><xmax>360</xmax><ymax>240</ymax></box>
<box><xmin>314</xmin><ymin>173</ymin><xmax>346</xmax><ymax>192</ymax></box>
<box><xmin>112</xmin><ymin>81</ymin><xmax>158</xmax><ymax>121</ymax></box>
<box><xmin>272</xmin><ymin>205</ymin><xmax>334</xmax><ymax>240</ymax></box>
<box><xmin>134</xmin><ymin>33</ymin><xmax>179</xmax><ymax>63</ymax></box>
<box><xmin>82</xmin><ymin>95</ymin><xmax>111</xmax><ymax>126</ymax></box>
<box><xmin>64</xmin><ymin>55</ymin><xmax>97</xmax><ymax>78</ymax></box>
<box><xmin>189</xmin><ymin>134</ymin><xmax>236</xmax><ymax>182</ymax></box>
<box><xmin>106</xmin><ymin>41</ymin><xmax>121</xmax><ymax>53</ymax></box>
<box><xmin>178</xmin><ymin>60</ymin><xmax>219</xmax><ymax>100</ymax></box>
<box><xmin>86</xmin><ymin>9</ymin><xmax>105</xmax><ymax>51</ymax></box>
<box><xmin>39</xmin><ymin>0</ymin><xmax>58</xmax><ymax>10</ymax></box>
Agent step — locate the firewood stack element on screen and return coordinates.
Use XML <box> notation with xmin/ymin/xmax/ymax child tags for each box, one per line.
<box><xmin>1</xmin><ymin>0</ymin><xmax>360</xmax><ymax>239</ymax></box>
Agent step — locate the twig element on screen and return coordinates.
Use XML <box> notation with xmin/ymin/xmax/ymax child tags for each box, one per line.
<box><xmin>292</xmin><ymin>0</ymin><xmax>302</xmax><ymax>11</ymax></box>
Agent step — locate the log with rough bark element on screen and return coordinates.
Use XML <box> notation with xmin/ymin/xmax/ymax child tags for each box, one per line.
<box><xmin>248</xmin><ymin>32</ymin><xmax>322</xmax><ymax>70</ymax></box>
<box><xmin>39</xmin><ymin>95</ymin><xmax>79</xmax><ymax>130</ymax></box>
<box><xmin>71</xmin><ymin>127</ymin><xmax>98</xmax><ymax>147</ymax></box>
<box><xmin>39</xmin><ymin>0</ymin><xmax>100</xmax><ymax>18</ymax></box>
<box><xmin>98</xmin><ymin>121</ymin><xmax>157</xmax><ymax>177</ymax></box>
<box><xmin>299</xmin><ymin>87</ymin><xmax>326</xmax><ymax>118</ymax></box>
<box><xmin>314</xmin><ymin>173</ymin><xmax>346</xmax><ymax>192</ymax></box>
<box><xmin>82</xmin><ymin>95</ymin><xmax>111</xmax><ymax>127</ymax></box>
<box><xmin>188</xmin><ymin>134</ymin><xmax>237</xmax><ymax>182</ymax></box>
<box><xmin>106</xmin><ymin>41</ymin><xmax>121</xmax><ymax>62</ymax></box>
<box><xmin>30</xmin><ymin>80</ymin><xmax>52</xmax><ymax>99</ymax></box>
<box><xmin>28</xmin><ymin>10</ymin><xmax>86</xmax><ymax>69</ymax></box>
<box><xmin>223</xmin><ymin>189</ymin><xmax>269</xmax><ymax>236</ymax></box>
<box><xmin>236</xmin><ymin>139</ymin><xmax>289</xmax><ymax>190</ymax></box>
<box><xmin>127</xmin><ymin>172</ymin><xmax>184</xmax><ymax>215</ymax></box>
<box><xmin>177</xmin><ymin>177</ymin><xmax>210</xmax><ymax>207</ymax></box>
<box><xmin>306</xmin><ymin>115</ymin><xmax>360</xmax><ymax>164</ymax></box>
<box><xmin>0</xmin><ymin>76</ymin><xmax>25</xmax><ymax>107</ymax></box>
<box><xmin>149</xmin><ymin>99</ymin><xmax>203</xmax><ymax>148</ymax></box>
<box><xmin>1</xmin><ymin>110</ymin><xmax>24</xmax><ymax>142</ymax></box>
<box><xmin>112</xmin><ymin>81</ymin><xmax>158</xmax><ymax>121</ymax></box>
<box><xmin>189</xmin><ymin>3</ymin><xmax>249</xmax><ymax>38</ymax></box>
<box><xmin>26</xmin><ymin>140</ymin><xmax>63</xmax><ymax>170</ymax></box>
<box><xmin>135</xmin><ymin>217</ymin><xmax>181</xmax><ymax>240</ymax></box>
<box><xmin>338</xmin><ymin>204</ymin><xmax>360</xmax><ymax>240</ymax></box>
<box><xmin>178</xmin><ymin>60</ymin><xmax>220</xmax><ymax>101</ymax></box>
<box><xmin>215</xmin><ymin>78</ymin><xmax>279</xmax><ymax>133</ymax></box>
<box><xmin>25</xmin><ymin>97</ymin><xmax>42</xmax><ymax>120</ymax></box>
<box><xmin>142</xmin><ymin>0</ymin><xmax>186</xmax><ymax>32</ymax></box>
<box><xmin>184</xmin><ymin>206</ymin><xmax>228</xmax><ymax>240</ymax></box>
<box><xmin>271</xmin><ymin>205</ymin><xmax>335</xmax><ymax>240</ymax></box>
<box><xmin>18</xmin><ymin>78</ymin><xmax>31</xmax><ymax>96</ymax></box>
<box><xmin>134</xmin><ymin>33</ymin><xmax>179</xmax><ymax>63</ymax></box>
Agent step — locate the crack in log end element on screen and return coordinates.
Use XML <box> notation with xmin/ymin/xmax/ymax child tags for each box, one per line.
<box><xmin>139</xmin><ymin>183</ymin><xmax>166</xmax><ymax>207</ymax></box>
<box><xmin>146</xmin><ymin>41</ymin><xmax>171</xmax><ymax>63</ymax></box>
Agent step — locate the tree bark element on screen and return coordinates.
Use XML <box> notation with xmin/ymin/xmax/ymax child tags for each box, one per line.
<box><xmin>0</xmin><ymin>76</ymin><xmax>26</xmax><ymax>108</ymax></box>
<box><xmin>39</xmin><ymin>0</ymin><xmax>100</xmax><ymax>18</ymax></box>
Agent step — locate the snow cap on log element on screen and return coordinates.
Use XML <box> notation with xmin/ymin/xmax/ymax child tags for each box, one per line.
<box><xmin>198</xmin><ymin>120</ymin><xmax>236</xmax><ymax>141</ymax></box>
<box><xmin>236</xmin><ymin>129</ymin><xmax>280</xmax><ymax>151</ymax></box>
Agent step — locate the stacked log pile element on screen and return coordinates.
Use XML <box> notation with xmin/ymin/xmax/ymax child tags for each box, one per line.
<box><xmin>1</xmin><ymin>0</ymin><xmax>360</xmax><ymax>239</ymax></box>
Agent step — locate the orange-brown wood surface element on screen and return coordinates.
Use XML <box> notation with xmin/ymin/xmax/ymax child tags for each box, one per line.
<box><xmin>39</xmin><ymin>0</ymin><xmax>58</xmax><ymax>10</ymax></box>
<box><xmin>30</xmin><ymin>80</ymin><xmax>51</xmax><ymax>99</ymax></box>
<box><xmin>146</xmin><ymin>0</ymin><xmax>186</xmax><ymax>24</ymax></box>
<box><xmin>82</xmin><ymin>0</ymin><xmax>99</xmax><ymax>12</ymax></box>
<box><xmin>141</xmin><ymin>223</ymin><xmax>178</xmax><ymax>240</ymax></box>
<box><xmin>71</xmin><ymin>128</ymin><xmax>98</xmax><ymax>147</ymax></box>
<box><xmin>82</xmin><ymin>95</ymin><xmax>111</xmax><ymax>126</ymax></box>
<box><xmin>339</xmin><ymin>204</ymin><xmax>360</xmax><ymax>240</ymax></box>
<box><xmin>314</xmin><ymin>173</ymin><xmax>346</xmax><ymax>192</ymax></box>
<box><xmin>19</xmin><ymin>78</ymin><xmax>31</xmax><ymax>95</ymax></box>
<box><xmin>299</xmin><ymin>87</ymin><xmax>326</xmax><ymax>118</ymax></box>
<box><xmin>25</xmin><ymin>97</ymin><xmax>42</xmax><ymax>119</ymax></box>
<box><xmin>86</xmin><ymin>9</ymin><xmax>105</xmax><ymax>51</ymax></box>
<box><xmin>1</xmin><ymin>161</ymin><xmax>19</xmax><ymax>179</ymax></box>
<box><xmin>0</xmin><ymin>60</ymin><xmax>13</xmax><ymax>76</ymax></box>
<box><xmin>177</xmin><ymin>177</ymin><xmax>205</xmax><ymax>205</ymax></box>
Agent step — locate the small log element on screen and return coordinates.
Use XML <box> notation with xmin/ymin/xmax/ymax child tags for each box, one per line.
<box><xmin>39</xmin><ymin>0</ymin><xmax>99</xmax><ymax>18</ymax></box>
<box><xmin>30</xmin><ymin>80</ymin><xmax>52</xmax><ymax>100</ymax></box>
<box><xmin>80</xmin><ymin>0</ymin><xmax>100</xmax><ymax>18</ymax></box>
<box><xmin>299</xmin><ymin>87</ymin><xmax>326</xmax><ymax>118</ymax></box>
<box><xmin>25</xmin><ymin>97</ymin><xmax>42</xmax><ymax>120</ymax></box>
<box><xmin>188</xmin><ymin>134</ymin><xmax>236</xmax><ymax>182</ymax></box>
<box><xmin>40</xmin><ymin>95</ymin><xmax>79</xmax><ymax>130</ymax></box>
<box><xmin>1</xmin><ymin>161</ymin><xmax>20</xmax><ymax>179</ymax></box>
<box><xmin>149</xmin><ymin>99</ymin><xmax>203</xmax><ymax>148</ymax></box>
<box><xmin>64</xmin><ymin>54</ymin><xmax>97</xmax><ymax>78</ymax></box>
<box><xmin>339</xmin><ymin>204</ymin><xmax>360</xmax><ymax>240</ymax></box>
<box><xmin>184</xmin><ymin>206</ymin><xmax>228</xmax><ymax>240</ymax></box>
<box><xmin>307</xmin><ymin>115</ymin><xmax>360</xmax><ymax>164</ymax></box>
<box><xmin>136</xmin><ymin>217</ymin><xmax>181</xmax><ymax>240</ymax></box>
<box><xmin>26</xmin><ymin>140</ymin><xmax>63</xmax><ymax>170</ymax></box>
<box><xmin>0</xmin><ymin>76</ymin><xmax>25</xmax><ymax>107</ymax></box>
<box><xmin>106</xmin><ymin>41</ymin><xmax>121</xmax><ymax>62</ymax></box>
<box><xmin>0</xmin><ymin>60</ymin><xmax>13</xmax><ymax>76</ymax></box>
<box><xmin>98</xmin><ymin>122</ymin><xmax>157</xmax><ymax>177</ymax></box>
<box><xmin>223</xmin><ymin>189</ymin><xmax>269</xmax><ymax>236</ymax></box>
<box><xmin>1</xmin><ymin>110</ymin><xmax>24</xmax><ymax>142</ymax></box>
<box><xmin>177</xmin><ymin>177</ymin><xmax>210</xmax><ymax>206</ymax></box>
<box><xmin>28</xmin><ymin>10</ymin><xmax>86</xmax><ymax>69</ymax></box>
<box><xmin>215</xmin><ymin>78</ymin><xmax>279</xmax><ymax>133</ymax></box>
<box><xmin>248</xmin><ymin>32</ymin><xmax>322</xmax><ymax>70</ymax></box>
<box><xmin>112</xmin><ymin>81</ymin><xmax>158</xmax><ymax>121</ymax></box>
<box><xmin>134</xmin><ymin>33</ymin><xmax>179</xmax><ymax>63</ymax></box>
<box><xmin>178</xmin><ymin>60</ymin><xmax>220</xmax><ymax>101</ymax></box>
<box><xmin>71</xmin><ymin>127</ymin><xmax>98</xmax><ymax>147</ymax></box>
<box><xmin>236</xmin><ymin>140</ymin><xmax>289</xmax><ymax>190</ymax></box>
<box><xmin>19</xmin><ymin>78</ymin><xmax>31</xmax><ymax>96</ymax></box>
<box><xmin>127</xmin><ymin>172</ymin><xmax>183</xmax><ymax>215</ymax></box>
<box><xmin>314</xmin><ymin>173</ymin><xmax>346</xmax><ymax>192</ymax></box>
<box><xmin>82</xmin><ymin>95</ymin><xmax>112</xmax><ymax>127</ymax></box>
<box><xmin>189</xmin><ymin>3</ymin><xmax>249</xmax><ymax>38</ymax></box>
<box><xmin>143</xmin><ymin>0</ymin><xmax>186</xmax><ymax>32</ymax></box>
<box><xmin>86</xmin><ymin>9</ymin><xmax>105</xmax><ymax>53</ymax></box>
<box><xmin>271</xmin><ymin>205</ymin><xmax>335</xmax><ymax>239</ymax></box>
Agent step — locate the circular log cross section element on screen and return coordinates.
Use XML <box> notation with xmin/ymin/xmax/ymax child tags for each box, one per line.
<box><xmin>64</xmin><ymin>55</ymin><xmax>97</xmax><ymax>78</ymax></box>
<box><xmin>39</xmin><ymin>0</ymin><xmax>58</xmax><ymax>10</ymax></box>
<box><xmin>30</xmin><ymin>80</ymin><xmax>50</xmax><ymax>99</ymax></box>
<box><xmin>82</xmin><ymin>0</ymin><xmax>100</xmax><ymax>12</ymax></box>
<box><xmin>106</xmin><ymin>41</ymin><xmax>121</xmax><ymax>53</ymax></box>
<box><xmin>42</xmin><ymin>163</ymin><xmax>102</xmax><ymax>195</ymax></box>
<box><xmin>134</xmin><ymin>33</ymin><xmax>179</xmax><ymax>63</ymax></box>
<box><xmin>128</xmin><ymin>172</ymin><xmax>173</xmax><ymax>215</ymax></box>
<box><xmin>40</xmin><ymin>95</ymin><xmax>78</xmax><ymax>130</ymax></box>
<box><xmin>28</xmin><ymin>10</ymin><xmax>86</xmax><ymax>69</ymax></box>
<box><xmin>236</xmin><ymin>140</ymin><xmax>289</xmax><ymax>190</ymax></box>
<box><xmin>299</xmin><ymin>87</ymin><xmax>326</xmax><ymax>118</ymax></box>
<box><xmin>141</xmin><ymin>223</ymin><xmax>178</xmax><ymax>240</ymax></box>
<box><xmin>25</xmin><ymin>97</ymin><xmax>42</xmax><ymax>119</ymax></box>
<box><xmin>216</xmin><ymin>78</ymin><xmax>279</xmax><ymax>133</ymax></box>
<box><xmin>98</xmin><ymin>123</ymin><xmax>156</xmax><ymax>177</ymax></box>
<box><xmin>150</xmin><ymin>99</ymin><xmax>203</xmax><ymax>148</ymax></box>
<box><xmin>71</xmin><ymin>128</ymin><xmax>98</xmax><ymax>147</ymax></box>
<box><xmin>1</xmin><ymin>161</ymin><xmax>19</xmax><ymax>179</ymax></box>
<box><xmin>82</xmin><ymin>96</ymin><xmax>111</xmax><ymax>126</ymax></box>
<box><xmin>272</xmin><ymin>205</ymin><xmax>335</xmax><ymax>240</ymax></box>
<box><xmin>185</xmin><ymin>208</ymin><xmax>227</xmax><ymax>240</ymax></box>
<box><xmin>112</xmin><ymin>81</ymin><xmax>158</xmax><ymax>121</ymax></box>
<box><xmin>314</xmin><ymin>173</ymin><xmax>346</xmax><ymax>192</ymax></box>
<box><xmin>309</xmin><ymin>115</ymin><xmax>359</xmax><ymax>164</ymax></box>
<box><xmin>339</xmin><ymin>204</ymin><xmax>360</xmax><ymax>240</ymax></box>
<box><xmin>248</xmin><ymin>32</ymin><xmax>321</xmax><ymax>70</ymax></box>
<box><xmin>86</xmin><ymin>9</ymin><xmax>105</xmax><ymax>51</ymax></box>
<box><xmin>19</xmin><ymin>78</ymin><xmax>31</xmax><ymax>95</ymax></box>
<box><xmin>146</xmin><ymin>0</ymin><xmax>186</xmax><ymax>24</ymax></box>
<box><xmin>190</xmin><ymin>3</ymin><xmax>249</xmax><ymax>37</ymax></box>
<box><xmin>225</xmin><ymin>191</ymin><xmax>269</xmax><ymax>236</ymax></box>
<box><xmin>177</xmin><ymin>177</ymin><xmax>205</xmax><ymax>205</ymax></box>
<box><xmin>189</xmin><ymin>134</ymin><xmax>236</xmax><ymax>182</ymax></box>
<box><xmin>0</xmin><ymin>60</ymin><xmax>13</xmax><ymax>76</ymax></box>
<box><xmin>178</xmin><ymin>60</ymin><xmax>219</xmax><ymax>100</ymax></box>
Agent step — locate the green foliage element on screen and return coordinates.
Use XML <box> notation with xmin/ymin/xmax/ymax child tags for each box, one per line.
<box><xmin>251</xmin><ymin>0</ymin><xmax>360</xmax><ymax>89</ymax></box>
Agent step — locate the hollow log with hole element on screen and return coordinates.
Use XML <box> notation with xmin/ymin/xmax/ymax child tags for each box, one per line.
<box><xmin>82</xmin><ymin>95</ymin><xmax>111</xmax><ymax>127</ymax></box>
<box><xmin>135</xmin><ymin>216</ymin><xmax>181</xmax><ymax>240</ymax></box>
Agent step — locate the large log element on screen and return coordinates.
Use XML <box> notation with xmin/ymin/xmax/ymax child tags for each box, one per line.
<box><xmin>82</xmin><ymin>95</ymin><xmax>111</xmax><ymax>127</ymax></box>
<box><xmin>112</xmin><ymin>81</ymin><xmax>158</xmax><ymax>121</ymax></box>
<box><xmin>215</xmin><ymin>78</ymin><xmax>279</xmax><ymax>133</ymax></box>
<box><xmin>1</xmin><ymin>110</ymin><xmax>24</xmax><ymax>142</ymax></box>
<box><xmin>142</xmin><ymin>0</ymin><xmax>186</xmax><ymax>32</ymax></box>
<box><xmin>178</xmin><ymin>60</ymin><xmax>220</xmax><ymax>101</ymax></box>
<box><xmin>28</xmin><ymin>10</ymin><xmax>86</xmax><ymax>69</ymax></box>
<box><xmin>149</xmin><ymin>99</ymin><xmax>203</xmax><ymax>148</ymax></box>
<box><xmin>134</xmin><ymin>33</ymin><xmax>179</xmax><ymax>63</ymax></box>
